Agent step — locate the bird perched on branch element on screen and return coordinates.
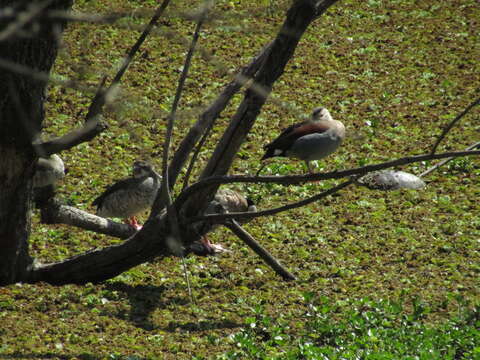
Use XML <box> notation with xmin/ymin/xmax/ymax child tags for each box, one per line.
<box><xmin>92</xmin><ymin>161</ymin><xmax>161</xmax><ymax>230</ymax></box>
<box><xmin>261</xmin><ymin>107</ymin><xmax>345</xmax><ymax>173</ymax></box>
<box><xmin>33</xmin><ymin>154</ymin><xmax>65</xmax><ymax>188</ymax></box>
<box><xmin>33</xmin><ymin>154</ymin><xmax>66</xmax><ymax>207</ymax></box>
<box><xmin>194</xmin><ymin>189</ymin><xmax>257</xmax><ymax>254</ymax></box>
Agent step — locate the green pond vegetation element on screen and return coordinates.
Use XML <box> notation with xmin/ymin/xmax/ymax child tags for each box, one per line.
<box><xmin>1</xmin><ymin>0</ymin><xmax>479</xmax><ymax>358</ymax></box>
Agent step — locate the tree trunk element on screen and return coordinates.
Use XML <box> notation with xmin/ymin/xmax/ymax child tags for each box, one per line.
<box><xmin>0</xmin><ymin>0</ymin><xmax>72</xmax><ymax>285</ymax></box>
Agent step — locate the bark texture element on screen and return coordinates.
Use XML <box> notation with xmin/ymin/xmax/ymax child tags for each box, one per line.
<box><xmin>0</xmin><ymin>0</ymin><xmax>72</xmax><ymax>285</ymax></box>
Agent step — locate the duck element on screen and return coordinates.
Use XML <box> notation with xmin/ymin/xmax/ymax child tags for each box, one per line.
<box><xmin>92</xmin><ymin>160</ymin><xmax>161</xmax><ymax>230</ymax></box>
<box><xmin>261</xmin><ymin>107</ymin><xmax>345</xmax><ymax>173</ymax></box>
<box><xmin>33</xmin><ymin>154</ymin><xmax>65</xmax><ymax>188</ymax></box>
<box><xmin>193</xmin><ymin>189</ymin><xmax>257</xmax><ymax>254</ymax></box>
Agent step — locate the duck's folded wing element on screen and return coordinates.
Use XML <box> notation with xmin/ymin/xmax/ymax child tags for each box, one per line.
<box><xmin>92</xmin><ymin>177</ymin><xmax>136</xmax><ymax>207</ymax></box>
<box><xmin>264</xmin><ymin>121</ymin><xmax>331</xmax><ymax>154</ymax></box>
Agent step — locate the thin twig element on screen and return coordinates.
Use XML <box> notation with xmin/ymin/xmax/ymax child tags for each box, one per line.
<box><xmin>170</xmin><ymin>41</ymin><xmax>273</xmax><ymax>193</ymax></box>
<box><xmin>421</xmin><ymin>141</ymin><xmax>480</xmax><ymax>178</ymax></box>
<box><xmin>155</xmin><ymin>3</ymin><xmax>209</xmax><ymax>303</ymax></box>
<box><xmin>187</xmin><ymin>180</ymin><xmax>353</xmax><ymax>225</ymax></box>
<box><xmin>159</xmin><ymin>4</ymin><xmax>207</xmax><ymax>205</ymax></box>
<box><xmin>430</xmin><ymin>94</ymin><xmax>480</xmax><ymax>155</ymax></box>
<box><xmin>224</xmin><ymin>220</ymin><xmax>296</xmax><ymax>281</ymax></box>
<box><xmin>180</xmin><ymin>256</ymin><xmax>195</xmax><ymax>304</ymax></box>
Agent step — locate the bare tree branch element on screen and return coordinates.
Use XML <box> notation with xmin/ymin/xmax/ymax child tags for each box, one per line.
<box><xmin>175</xmin><ymin>149</ymin><xmax>480</xmax><ymax>211</ymax></box>
<box><xmin>187</xmin><ymin>180</ymin><xmax>353</xmax><ymax>225</ymax></box>
<box><xmin>421</xmin><ymin>141</ymin><xmax>480</xmax><ymax>178</ymax></box>
<box><xmin>33</xmin><ymin>120</ymin><xmax>108</xmax><ymax>156</ymax></box>
<box><xmin>181</xmin><ymin>0</ymin><xmax>339</xmax><ymax>222</ymax></box>
<box><xmin>40</xmin><ymin>200</ymin><xmax>137</xmax><ymax>239</ymax></box>
<box><xmin>37</xmin><ymin>199</ymin><xmax>204</xmax><ymax>257</ymax></box>
<box><xmin>28</xmin><ymin>214</ymin><xmax>171</xmax><ymax>285</ymax></box>
<box><xmin>158</xmin><ymin>2</ymin><xmax>208</xmax><ymax>209</ymax></box>
<box><xmin>166</xmin><ymin>41</ymin><xmax>273</xmax><ymax>193</ymax></box>
<box><xmin>33</xmin><ymin>0</ymin><xmax>172</xmax><ymax>156</ymax></box>
<box><xmin>224</xmin><ymin>220</ymin><xmax>296</xmax><ymax>281</ymax></box>
<box><xmin>430</xmin><ymin>93</ymin><xmax>480</xmax><ymax>155</ymax></box>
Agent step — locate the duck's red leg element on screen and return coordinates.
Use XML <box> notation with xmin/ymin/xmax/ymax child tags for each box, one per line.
<box><xmin>124</xmin><ymin>217</ymin><xmax>142</xmax><ymax>230</ymax></box>
<box><xmin>201</xmin><ymin>236</ymin><xmax>229</xmax><ymax>254</ymax></box>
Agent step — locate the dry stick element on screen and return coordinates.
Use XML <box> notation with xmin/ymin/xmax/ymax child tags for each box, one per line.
<box><xmin>33</xmin><ymin>0</ymin><xmax>171</xmax><ymax>156</ymax></box>
<box><xmin>225</xmin><ymin>220</ymin><xmax>296</xmax><ymax>281</ymax></box>
<box><xmin>420</xmin><ymin>141</ymin><xmax>480</xmax><ymax>178</ymax></box>
<box><xmin>430</xmin><ymin>94</ymin><xmax>480</xmax><ymax>155</ymax></box>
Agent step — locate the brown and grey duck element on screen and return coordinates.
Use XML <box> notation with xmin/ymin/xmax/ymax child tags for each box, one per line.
<box><xmin>92</xmin><ymin>160</ymin><xmax>161</xmax><ymax>230</ymax></box>
<box><xmin>262</xmin><ymin>107</ymin><xmax>345</xmax><ymax>173</ymax></box>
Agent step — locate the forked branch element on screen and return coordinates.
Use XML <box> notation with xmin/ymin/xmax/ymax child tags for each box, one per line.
<box><xmin>182</xmin><ymin>0</ymin><xmax>339</xmax><ymax>221</ymax></box>
<box><xmin>157</xmin><ymin>2</ymin><xmax>208</xmax><ymax>210</ymax></box>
